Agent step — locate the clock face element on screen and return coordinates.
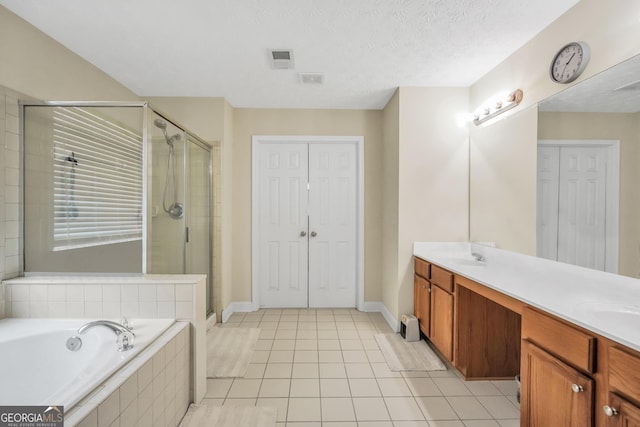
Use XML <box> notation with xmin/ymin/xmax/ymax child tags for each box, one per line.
<box><xmin>550</xmin><ymin>42</ymin><xmax>590</xmax><ymax>84</ymax></box>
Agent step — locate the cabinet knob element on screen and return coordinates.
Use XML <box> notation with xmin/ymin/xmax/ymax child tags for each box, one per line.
<box><xmin>310</xmin><ymin>231</ymin><xmax>317</xmax><ymax>237</ymax></box>
<box><xmin>300</xmin><ymin>231</ymin><xmax>307</xmax><ymax>237</ymax></box>
<box><xmin>603</xmin><ymin>405</ymin><xmax>619</xmax><ymax>417</ymax></box>
<box><xmin>571</xmin><ymin>384</ymin><xmax>584</xmax><ymax>393</ymax></box>
<box><xmin>422</xmin><ymin>285</ymin><xmax>426</xmax><ymax>289</ymax></box>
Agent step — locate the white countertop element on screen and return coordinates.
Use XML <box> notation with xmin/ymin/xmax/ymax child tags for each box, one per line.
<box><xmin>414</xmin><ymin>242</ymin><xmax>640</xmax><ymax>352</ymax></box>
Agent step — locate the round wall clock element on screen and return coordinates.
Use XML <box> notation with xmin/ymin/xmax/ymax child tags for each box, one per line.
<box><xmin>550</xmin><ymin>41</ymin><xmax>590</xmax><ymax>84</ymax></box>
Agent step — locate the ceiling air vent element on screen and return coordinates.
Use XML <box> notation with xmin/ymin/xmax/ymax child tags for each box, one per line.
<box><xmin>270</xmin><ymin>49</ymin><xmax>294</xmax><ymax>69</ymax></box>
<box><xmin>299</xmin><ymin>73</ymin><xmax>325</xmax><ymax>85</ymax></box>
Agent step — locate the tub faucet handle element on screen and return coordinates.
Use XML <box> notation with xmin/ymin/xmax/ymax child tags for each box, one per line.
<box><xmin>121</xmin><ymin>317</ymin><xmax>134</xmax><ymax>331</ymax></box>
<box><xmin>117</xmin><ymin>331</ymin><xmax>135</xmax><ymax>352</ymax></box>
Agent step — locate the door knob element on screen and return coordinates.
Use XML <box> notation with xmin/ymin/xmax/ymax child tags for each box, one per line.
<box><xmin>603</xmin><ymin>405</ymin><xmax>619</xmax><ymax>417</ymax></box>
<box><xmin>571</xmin><ymin>384</ymin><xmax>584</xmax><ymax>393</ymax></box>
<box><xmin>300</xmin><ymin>231</ymin><xmax>307</xmax><ymax>237</ymax></box>
<box><xmin>310</xmin><ymin>231</ymin><xmax>317</xmax><ymax>237</ymax></box>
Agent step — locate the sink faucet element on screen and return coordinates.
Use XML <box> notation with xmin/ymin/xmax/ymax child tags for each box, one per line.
<box><xmin>77</xmin><ymin>320</ymin><xmax>135</xmax><ymax>351</ymax></box>
<box><xmin>471</xmin><ymin>252</ymin><xmax>486</xmax><ymax>262</ymax></box>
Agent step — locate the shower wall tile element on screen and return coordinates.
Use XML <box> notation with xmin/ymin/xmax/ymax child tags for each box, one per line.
<box><xmin>0</xmin><ymin>86</ymin><xmax>26</xmax><ymax>285</ymax></box>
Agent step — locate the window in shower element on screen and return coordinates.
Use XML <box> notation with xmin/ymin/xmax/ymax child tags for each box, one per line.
<box><xmin>23</xmin><ymin>104</ymin><xmax>144</xmax><ymax>273</ymax></box>
<box><xmin>52</xmin><ymin>107</ymin><xmax>143</xmax><ymax>250</ymax></box>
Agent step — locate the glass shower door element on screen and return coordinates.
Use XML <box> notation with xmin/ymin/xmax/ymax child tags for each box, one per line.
<box><xmin>186</xmin><ymin>137</ymin><xmax>213</xmax><ymax>315</ymax></box>
<box><xmin>148</xmin><ymin>113</ymin><xmax>186</xmax><ymax>274</ymax></box>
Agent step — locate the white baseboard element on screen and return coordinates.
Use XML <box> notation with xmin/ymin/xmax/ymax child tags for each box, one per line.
<box><xmin>362</xmin><ymin>301</ymin><xmax>400</xmax><ymax>332</ymax></box>
<box><xmin>221</xmin><ymin>301</ymin><xmax>255</xmax><ymax>323</ymax></box>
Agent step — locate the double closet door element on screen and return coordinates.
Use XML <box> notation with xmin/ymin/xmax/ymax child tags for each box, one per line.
<box><xmin>537</xmin><ymin>143</ymin><xmax>615</xmax><ymax>272</ymax></box>
<box><xmin>256</xmin><ymin>141</ymin><xmax>357</xmax><ymax>308</ymax></box>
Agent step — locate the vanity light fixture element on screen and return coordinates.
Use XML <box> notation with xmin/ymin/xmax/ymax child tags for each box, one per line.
<box><xmin>472</xmin><ymin>89</ymin><xmax>524</xmax><ymax>126</ymax></box>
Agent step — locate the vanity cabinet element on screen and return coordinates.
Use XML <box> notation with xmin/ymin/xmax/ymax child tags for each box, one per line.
<box><xmin>430</xmin><ymin>283</ymin><xmax>454</xmax><ymax>361</ymax></box>
<box><xmin>413</xmin><ymin>258</ymin><xmax>431</xmax><ymax>336</ymax></box>
<box><xmin>602</xmin><ymin>346</ymin><xmax>640</xmax><ymax>426</ymax></box>
<box><xmin>413</xmin><ymin>259</ymin><xmax>454</xmax><ymax>361</ymax></box>
<box><xmin>414</xmin><ymin>251</ymin><xmax>640</xmax><ymax>427</ymax></box>
<box><xmin>455</xmin><ymin>275</ymin><xmax>521</xmax><ymax>379</ymax></box>
<box><xmin>521</xmin><ymin>340</ymin><xmax>594</xmax><ymax>427</ymax></box>
<box><xmin>521</xmin><ymin>307</ymin><xmax>596</xmax><ymax>427</ymax></box>
<box><xmin>603</xmin><ymin>394</ymin><xmax>640</xmax><ymax>426</ymax></box>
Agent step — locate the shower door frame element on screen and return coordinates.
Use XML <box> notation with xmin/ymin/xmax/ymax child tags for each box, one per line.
<box><xmin>20</xmin><ymin>101</ymin><xmax>215</xmax><ymax>316</ymax></box>
<box><xmin>146</xmin><ymin>106</ymin><xmax>215</xmax><ymax>317</ymax></box>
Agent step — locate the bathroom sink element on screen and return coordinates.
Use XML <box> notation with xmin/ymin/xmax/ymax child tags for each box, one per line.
<box><xmin>575</xmin><ymin>302</ymin><xmax>640</xmax><ymax>325</ymax></box>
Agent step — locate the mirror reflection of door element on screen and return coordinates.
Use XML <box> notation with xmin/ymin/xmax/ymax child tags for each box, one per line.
<box><xmin>537</xmin><ymin>140</ymin><xmax>619</xmax><ymax>273</ymax></box>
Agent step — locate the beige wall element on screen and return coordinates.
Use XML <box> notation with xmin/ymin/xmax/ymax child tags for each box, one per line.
<box><xmin>395</xmin><ymin>87</ymin><xmax>469</xmax><ymax>319</ymax></box>
<box><xmin>221</xmin><ymin>101</ymin><xmax>235</xmax><ymax>312</ymax></box>
<box><xmin>0</xmin><ymin>7</ymin><xmax>137</xmax><ymax>102</ymax></box>
<box><xmin>380</xmin><ymin>88</ymin><xmax>469</xmax><ymax>321</ymax></box>
<box><xmin>232</xmin><ymin>108</ymin><xmax>384</xmax><ymax>304</ymax></box>
<box><xmin>539</xmin><ymin>112</ymin><xmax>640</xmax><ymax>277</ymax></box>
<box><xmin>469</xmin><ymin>0</ymin><xmax>640</xmax><ymax>255</ymax></box>
<box><xmin>381</xmin><ymin>91</ymin><xmax>400</xmax><ymax>317</ymax></box>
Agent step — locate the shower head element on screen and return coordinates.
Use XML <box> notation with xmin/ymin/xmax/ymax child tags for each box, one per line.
<box><xmin>167</xmin><ymin>133</ymin><xmax>182</xmax><ymax>145</ymax></box>
<box><xmin>153</xmin><ymin>118</ymin><xmax>180</xmax><ymax>146</ymax></box>
<box><xmin>153</xmin><ymin>118</ymin><xmax>167</xmax><ymax>130</ymax></box>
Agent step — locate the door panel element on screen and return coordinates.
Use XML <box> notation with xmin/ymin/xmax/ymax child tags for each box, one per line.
<box><xmin>537</xmin><ymin>144</ymin><xmax>609</xmax><ymax>272</ymax></box>
<box><xmin>430</xmin><ymin>285</ymin><xmax>453</xmax><ymax>361</ymax></box>
<box><xmin>257</xmin><ymin>141</ymin><xmax>357</xmax><ymax>308</ymax></box>
<box><xmin>557</xmin><ymin>146</ymin><xmax>607</xmax><ymax>270</ymax></box>
<box><xmin>605</xmin><ymin>394</ymin><xmax>640</xmax><ymax>427</ymax></box>
<box><xmin>308</xmin><ymin>144</ymin><xmax>357</xmax><ymax>307</ymax></box>
<box><xmin>537</xmin><ymin>146</ymin><xmax>560</xmax><ymax>260</ymax></box>
<box><xmin>521</xmin><ymin>340</ymin><xmax>594</xmax><ymax>427</ymax></box>
<box><xmin>258</xmin><ymin>143</ymin><xmax>309</xmax><ymax>307</ymax></box>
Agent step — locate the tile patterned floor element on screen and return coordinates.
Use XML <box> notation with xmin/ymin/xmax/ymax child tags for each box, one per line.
<box><xmin>205</xmin><ymin>309</ymin><xmax>520</xmax><ymax>427</ymax></box>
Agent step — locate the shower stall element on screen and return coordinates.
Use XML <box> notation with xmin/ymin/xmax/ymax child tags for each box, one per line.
<box><xmin>21</xmin><ymin>102</ymin><xmax>216</xmax><ymax>316</ymax></box>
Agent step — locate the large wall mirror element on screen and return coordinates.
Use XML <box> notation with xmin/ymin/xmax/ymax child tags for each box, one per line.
<box><xmin>537</xmin><ymin>54</ymin><xmax>640</xmax><ymax>278</ymax></box>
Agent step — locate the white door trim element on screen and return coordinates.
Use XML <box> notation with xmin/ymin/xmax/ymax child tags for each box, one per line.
<box><xmin>538</xmin><ymin>139</ymin><xmax>620</xmax><ymax>274</ymax></box>
<box><xmin>251</xmin><ymin>135</ymin><xmax>365</xmax><ymax>310</ymax></box>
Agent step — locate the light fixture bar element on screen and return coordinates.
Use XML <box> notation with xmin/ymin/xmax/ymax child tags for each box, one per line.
<box><xmin>473</xmin><ymin>89</ymin><xmax>524</xmax><ymax>126</ymax></box>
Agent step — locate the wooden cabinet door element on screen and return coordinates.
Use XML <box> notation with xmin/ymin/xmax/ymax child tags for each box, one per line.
<box><xmin>521</xmin><ymin>340</ymin><xmax>594</xmax><ymax>427</ymax></box>
<box><xmin>430</xmin><ymin>284</ymin><xmax>453</xmax><ymax>361</ymax></box>
<box><xmin>603</xmin><ymin>394</ymin><xmax>640</xmax><ymax>427</ymax></box>
<box><xmin>414</xmin><ymin>275</ymin><xmax>430</xmax><ymax>337</ymax></box>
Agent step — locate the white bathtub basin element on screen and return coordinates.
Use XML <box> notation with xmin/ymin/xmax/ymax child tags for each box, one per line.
<box><xmin>0</xmin><ymin>318</ymin><xmax>174</xmax><ymax>408</ymax></box>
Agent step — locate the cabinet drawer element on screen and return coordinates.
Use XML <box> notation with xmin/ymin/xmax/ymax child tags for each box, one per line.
<box><xmin>522</xmin><ymin>307</ymin><xmax>595</xmax><ymax>373</ymax></box>
<box><xmin>609</xmin><ymin>346</ymin><xmax>640</xmax><ymax>399</ymax></box>
<box><xmin>415</xmin><ymin>258</ymin><xmax>431</xmax><ymax>280</ymax></box>
<box><xmin>431</xmin><ymin>265</ymin><xmax>453</xmax><ymax>293</ymax></box>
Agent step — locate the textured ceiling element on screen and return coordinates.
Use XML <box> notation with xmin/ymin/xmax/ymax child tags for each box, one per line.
<box><xmin>540</xmin><ymin>54</ymin><xmax>640</xmax><ymax>113</ymax></box>
<box><xmin>0</xmin><ymin>0</ymin><xmax>580</xmax><ymax>109</ymax></box>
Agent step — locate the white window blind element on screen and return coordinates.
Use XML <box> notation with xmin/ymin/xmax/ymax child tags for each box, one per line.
<box><xmin>52</xmin><ymin>107</ymin><xmax>143</xmax><ymax>251</ymax></box>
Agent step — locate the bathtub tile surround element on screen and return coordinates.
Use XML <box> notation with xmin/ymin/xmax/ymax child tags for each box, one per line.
<box><xmin>2</xmin><ymin>274</ymin><xmax>208</xmax><ymax>403</ymax></box>
<box><xmin>67</xmin><ymin>322</ymin><xmax>191</xmax><ymax>427</ymax></box>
